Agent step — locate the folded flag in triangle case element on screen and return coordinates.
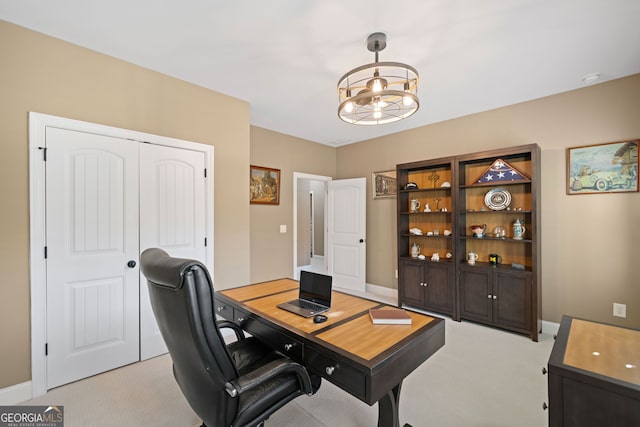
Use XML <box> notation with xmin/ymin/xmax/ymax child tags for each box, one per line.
<box><xmin>474</xmin><ymin>158</ymin><xmax>530</xmax><ymax>184</ymax></box>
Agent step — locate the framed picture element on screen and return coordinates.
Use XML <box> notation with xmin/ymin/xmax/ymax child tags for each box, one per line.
<box><xmin>250</xmin><ymin>165</ymin><xmax>280</xmax><ymax>205</ymax></box>
<box><xmin>372</xmin><ymin>170</ymin><xmax>397</xmax><ymax>199</ymax></box>
<box><xmin>567</xmin><ymin>140</ymin><xmax>638</xmax><ymax>194</ymax></box>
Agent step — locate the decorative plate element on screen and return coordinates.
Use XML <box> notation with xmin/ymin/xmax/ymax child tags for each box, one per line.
<box><xmin>484</xmin><ymin>188</ymin><xmax>511</xmax><ymax>210</ymax></box>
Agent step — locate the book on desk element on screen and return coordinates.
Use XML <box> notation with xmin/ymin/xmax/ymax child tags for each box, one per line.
<box><xmin>369</xmin><ymin>308</ymin><xmax>412</xmax><ymax>325</ymax></box>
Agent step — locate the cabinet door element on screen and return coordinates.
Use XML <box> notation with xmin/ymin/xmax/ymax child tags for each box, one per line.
<box><xmin>399</xmin><ymin>260</ymin><xmax>425</xmax><ymax>307</ymax></box>
<box><xmin>494</xmin><ymin>270</ymin><xmax>532</xmax><ymax>332</ymax></box>
<box><xmin>459</xmin><ymin>267</ymin><xmax>492</xmax><ymax>323</ymax></box>
<box><xmin>424</xmin><ymin>263</ymin><xmax>453</xmax><ymax>314</ymax></box>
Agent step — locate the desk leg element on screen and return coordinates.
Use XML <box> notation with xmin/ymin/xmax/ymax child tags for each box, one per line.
<box><xmin>377</xmin><ymin>382</ymin><xmax>412</xmax><ymax>427</ymax></box>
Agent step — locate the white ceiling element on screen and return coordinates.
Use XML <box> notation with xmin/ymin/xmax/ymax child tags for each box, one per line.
<box><xmin>2</xmin><ymin>0</ymin><xmax>640</xmax><ymax>146</ymax></box>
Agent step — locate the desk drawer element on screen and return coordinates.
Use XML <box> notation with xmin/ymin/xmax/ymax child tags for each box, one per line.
<box><xmin>214</xmin><ymin>300</ymin><xmax>234</xmax><ymax>321</ymax></box>
<box><xmin>305</xmin><ymin>346</ymin><xmax>366</xmax><ymax>401</ymax></box>
<box><xmin>244</xmin><ymin>318</ymin><xmax>303</xmax><ymax>360</ymax></box>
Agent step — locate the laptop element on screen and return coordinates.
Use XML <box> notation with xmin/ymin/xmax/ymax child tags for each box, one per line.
<box><xmin>277</xmin><ymin>271</ymin><xmax>332</xmax><ymax>317</ymax></box>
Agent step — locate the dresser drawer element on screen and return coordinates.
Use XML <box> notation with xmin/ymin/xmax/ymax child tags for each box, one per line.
<box><xmin>244</xmin><ymin>318</ymin><xmax>304</xmax><ymax>360</ymax></box>
<box><xmin>305</xmin><ymin>346</ymin><xmax>366</xmax><ymax>401</ymax></box>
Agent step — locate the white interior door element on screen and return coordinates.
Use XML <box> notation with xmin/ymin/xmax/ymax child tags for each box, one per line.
<box><xmin>327</xmin><ymin>178</ymin><xmax>366</xmax><ymax>292</ymax></box>
<box><xmin>45</xmin><ymin>127</ymin><xmax>140</xmax><ymax>389</ymax></box>
<box><xmin>139</xmin><ymin>143</ymin><xmax>207</xmax><ymax>360</ymax></box>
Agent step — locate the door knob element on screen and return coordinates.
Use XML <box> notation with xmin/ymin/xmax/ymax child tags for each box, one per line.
<box><xmin>127</xmin><ymin>260</ymin><xmax>137</xmax><ymax>268</ymax></box>
<box><xmin>359</xmin><ymin>239</ymin><xmax>364</xmax><ymax>243</ymax></box>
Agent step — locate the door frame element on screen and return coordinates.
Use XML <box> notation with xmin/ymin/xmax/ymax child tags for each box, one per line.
<box><xmin>28</xmin><ymin>112</ymin><xmax>214</xmax><ymax>397</ymax></box>
<box><xmin>292</xmin><ymin>172</ymin><xmax>331</xmax><ymax>280</ymax></box>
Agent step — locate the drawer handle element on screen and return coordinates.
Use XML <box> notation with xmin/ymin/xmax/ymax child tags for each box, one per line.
<box><xmin>284</xmin><ymin>343</ymin><xmax>294</xmax><ymax>352</ymax></box>
<box><xmin>325</xmin><ymin>366</ymin><xmax>335</xmax><ymax>376</ymax></box>
<box><xmin>217</xmin><ymin>306</ymin><xmax>226</xmax><ymax>312</ymax></box>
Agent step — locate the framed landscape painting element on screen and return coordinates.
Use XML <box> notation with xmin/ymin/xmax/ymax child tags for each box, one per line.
<box><xmin>567</xmin><ymin>140</ymin><xmax>638</xmax><ymax>195</ymax></box>
<box><xmin>250</xmin><ymin>165</ymin><xmax>280</xmax><ymax>204</ymax></box>
<box><xmin>372</xmin><ymin>170</ymin><xmax>397</xmax><ymax>199</ymax></box>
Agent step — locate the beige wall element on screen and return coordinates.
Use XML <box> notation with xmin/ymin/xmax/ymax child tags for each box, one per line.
<box><xmin>249</xmin><ymin>126</ymin><xmax>336</xmax><ymax>283</ymax></box>
<box><xmin>0</xmin><ymin>21</ymin><xmax>251</xmax><ymax>389</ymax></box>
<box><xmin>2</xmin><ymin>18</ymin><xmax>638</xmax><ymax>394</ymax></box>
<box><xmin>336</xmin><ymin>74</ymin><xmax>640</xmax><ymax>329</ymax></box>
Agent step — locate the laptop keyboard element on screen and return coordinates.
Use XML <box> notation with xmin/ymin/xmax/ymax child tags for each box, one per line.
<box><xmin>292</xmin><ymin>299</ymin><xmax>325</xmax><ymax>311</ymax></box>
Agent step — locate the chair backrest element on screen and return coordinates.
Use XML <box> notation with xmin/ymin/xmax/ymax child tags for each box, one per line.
<box><xmin>140</xmin><ymin>248</ymin><xmax>238</xmax><ymax>427</ymax></box>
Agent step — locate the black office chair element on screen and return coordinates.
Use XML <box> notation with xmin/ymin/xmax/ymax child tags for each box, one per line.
<box><xmin>140</xmin><ymin>248</ymin><xmax>320</xmax><ymax>427</ymax></box>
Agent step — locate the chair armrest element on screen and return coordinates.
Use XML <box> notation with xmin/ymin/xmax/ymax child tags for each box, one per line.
<box><xmin>225</xmin><ymin>358</ymin><xmax>313</xmax><ymax>397</ymax></box>
<box><xmin>217</xmin><ymin>320</ymin><xmax>245</xmax><ymax>342</ymax></box>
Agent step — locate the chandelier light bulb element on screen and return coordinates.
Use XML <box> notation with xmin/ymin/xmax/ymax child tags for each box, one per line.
<box><xmin>403</xmin><ymin>95</ymin><xmax>413</xmax><ymax>107</ymax></box>
<box><xmin>344</xmin><ymin>101</ymin><xmax>354</xmax><ymax>113</ymax></box>
<box><xmin>372</xmin><ymin>78</ymin><xmax>383</xmax><ymax>93</ymax></box>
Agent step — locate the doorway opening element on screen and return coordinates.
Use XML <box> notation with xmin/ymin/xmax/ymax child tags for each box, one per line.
<box><xmin>293</xmin><ymin>173</ymin><xmax>330</xmax><ymax>279</ymax></box>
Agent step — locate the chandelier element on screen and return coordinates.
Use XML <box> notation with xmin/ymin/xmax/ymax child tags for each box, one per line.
<box><xmin>337</xmin><ymin>32</ymin><xmax>419</xmax><ymax>125</ymax></box>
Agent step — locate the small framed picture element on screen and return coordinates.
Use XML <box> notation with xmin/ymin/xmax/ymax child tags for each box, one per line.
<box><xmin>567</xmin><ymin>140</ymin><xmax>638</xmax><ymax>194</ymax></box>
<box><xmin>250</xmin><ymin>165</ymin><xmax>280</xmax><ymax>205</ymax></box>
<box><xmin>372</xmin><ymin>170</ymin><xmax>397</xmax><ymax>199</ymax></box>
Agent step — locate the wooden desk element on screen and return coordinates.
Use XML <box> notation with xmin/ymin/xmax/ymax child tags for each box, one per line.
<box><xmin>547</xmin><ymin>316</ymin><xmax>640</xmax><ymax>426</ymax></box>
<box><xmin>215</xmin><ymin>279</ymin><xmax>445</xmax><ymax>427</ymax></box>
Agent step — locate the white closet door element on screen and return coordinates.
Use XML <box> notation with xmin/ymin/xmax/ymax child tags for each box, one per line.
<box><xmin>45</xmin><ymin>127</ymin><xmax>140</xmax><ymax>389</ymax></box>
<box><xmin>139</xmin><ymin>143</ymin><xmax>207</xmax><ymax>360</ymax></box>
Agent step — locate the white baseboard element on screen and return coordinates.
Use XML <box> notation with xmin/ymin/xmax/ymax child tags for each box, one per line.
<box><xmin>0</xmin><ymin>381</ymin><xmax>32</xmax><ymax>405</ymax></box>
<box><xmin>542</xmin><ymin>320</ymin><xmax>560</xmax><ymax>336</ymax></box>
<box><xmin>366</xmin><ymin>282</ymin><xmax>397</xmax><ymax>300</ymax></box>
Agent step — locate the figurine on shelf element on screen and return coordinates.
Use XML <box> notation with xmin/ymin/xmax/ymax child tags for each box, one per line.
<box><xmin>427</xmin><ymin>171</ymin><xmax>440</xmax><ymax>188</ymax></box>
<box><xmin>513</xmin><ymin>219</ymin><xmax>526</xmax><ymax>240</ymax></box>
<box><xmin>431</xmin><ymin>253</ymin><xmax>440</xmax><ymax>262</ymax></box>
<box><xmin>423</xmin><ymin>203</ymin><xmax>431</xmax><ymax>212</ymax></box>
<box><xmin>493</xmin><ymin>225</ymin><xmax>506</xmax><ymax>238</ymax></box>
<box><xmin>470</xmin><ymin>224</ymin><xmax>486</xmax><ymax>238</ymax></box>
<box><xmin>411</xmin><ymin>242</ymin><xmax>421</xmax><ymax>258</ymax></box>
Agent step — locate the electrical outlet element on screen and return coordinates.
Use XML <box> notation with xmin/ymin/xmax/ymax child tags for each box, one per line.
<box><xmin>613</xmin><ymin>303</ymin><xmax>626</xmax><ymax>318</ymax></box>
<box><xmin>279</xmin><ymin>225</ymin><xmax>287</xmax><ymax>233</ymax></box>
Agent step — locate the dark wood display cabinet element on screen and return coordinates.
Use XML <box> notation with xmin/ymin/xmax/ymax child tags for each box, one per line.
<box><xmin>397</xmin><ymin>144</ymin><xmax>541</xmax><ymax>341</ymax></box>
<box><xmin>456</xmin><ymin>144</ymin><xmax>540</xmax><ymax>341</ymax></box>
<box><xmin>397</xmin><ymin>157</ymin><xmax>457</xmax><ymax>319</ymax></box>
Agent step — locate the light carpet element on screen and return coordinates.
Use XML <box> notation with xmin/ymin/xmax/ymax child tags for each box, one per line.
<box><xmin>22</xmin><ymin>319</ymin><xmax>555</xmax><ymax>426</ymax></box>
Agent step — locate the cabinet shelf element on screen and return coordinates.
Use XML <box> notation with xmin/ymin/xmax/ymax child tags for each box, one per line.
<box><xmin>459</xmin><ymin>180</ymin><xmax>532</xmax><ymax>189</ymax></box>
<box><xmin>461</xmin><ymin>210</ymin><xmax>532</xmax><ymax>214</ymax></box>
<box><xmin>458</xmin><ymin>261</ymin><xmax>532</xmax><ymax>272</ymax></box>
<box><xmin>399</xmin><ymin>187</ymin><xmax>452</xmax><ymax>193</ymax></box>
<box><xmin>403</xmin><ymin>234</ymin><xmax>452</xmax><ymax>239</ymax></box>
<box><xmin>400</xmin><ymin>256</ymin><xmax>454</xmax><ymax>264</ymax></box>
<box><xmin>401</xmin><ymin>211</ymin><xmax>452</xmax><ymax>215</ymax></box>
<box><xmin>461</xmin><ymin>236</ymin><xmax>532</xmax><ymax>243</ymax></box>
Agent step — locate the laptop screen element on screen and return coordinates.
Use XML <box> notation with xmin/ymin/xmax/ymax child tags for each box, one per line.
<box><xmin>299</xmin><ymin>271</ymin><xmax>332</xmax><ymax>307</ymax></box>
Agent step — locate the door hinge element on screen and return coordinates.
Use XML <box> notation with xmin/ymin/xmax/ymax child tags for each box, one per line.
<box><xmin>45</xmin><ymin>343</ymin><xmax>48</xmax><ymax>356</ymax></box>
<box><xmin>204</xmin><ymin>168</ymin><xmax>207</xmax><ymax>178</ymax></box>
<box><xmin>38</xmin><ymin>146</ymin><xmax>47</xmax><ymax>161</ymax></box>
<box><xmin>44</xmin><ymin>246</ymin><xmax>48</xmax><ymax>259</ymax></box>
<box><xmin>204</xmin><ymin>237</ymin><xmax>208</xmax><ymax>247</ymax></box>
